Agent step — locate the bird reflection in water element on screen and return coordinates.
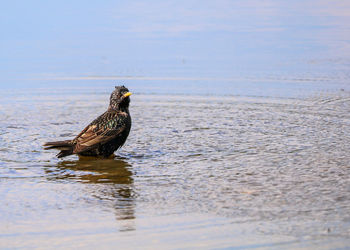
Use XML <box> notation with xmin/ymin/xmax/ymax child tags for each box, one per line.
<box><xmin>50</xmin><ymin>157</ymin><xmax>136</xmax><ymax>231</ymax></box>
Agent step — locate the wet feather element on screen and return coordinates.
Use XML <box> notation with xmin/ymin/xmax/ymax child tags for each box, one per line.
<box><xmin>44</xmin><ymin>86</ymin><xmax>132</xmax><ymax>158</ymax></box>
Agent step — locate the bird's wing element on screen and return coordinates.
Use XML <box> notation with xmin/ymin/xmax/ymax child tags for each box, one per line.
<box><xmin>72</xmin><ymin>111</ymin><xmax>128</xmax><ymax>154</ymax></box>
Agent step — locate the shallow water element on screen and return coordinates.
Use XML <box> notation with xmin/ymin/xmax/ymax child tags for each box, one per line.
<box><xmin>1</xmin><ymin>86</ymin><xmax>349</xmax><ymax>248</ymax></box>
<box><xmin>2</xmin><ymin>0</ymin><xmax>350</xmax><ymax>248</ymax></box>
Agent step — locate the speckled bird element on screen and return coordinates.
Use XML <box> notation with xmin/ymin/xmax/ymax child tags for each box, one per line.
<box><xmin>44</xmin><ymin>86</ymin><xmax>132</xmax><ymax>158</ymax></box>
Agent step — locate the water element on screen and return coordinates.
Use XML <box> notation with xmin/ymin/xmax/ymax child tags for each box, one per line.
<box><xmin>1</xmin><ymin>0</ymin><xmax>350</xmax><ymax>249</ymax></box>
<box><xmin>0</xmin><ymin>85</ymin><xmax>349</xmax><ymax>248</ymax></box>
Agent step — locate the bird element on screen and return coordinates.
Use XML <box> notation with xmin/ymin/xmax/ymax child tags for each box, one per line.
<box><xmin>44</xmin><ymin>86</ymin><xmax>132</xmax><ymax>158</ymax></box>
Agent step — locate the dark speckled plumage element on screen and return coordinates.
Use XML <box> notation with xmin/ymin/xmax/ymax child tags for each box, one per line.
<box><xmin>44</xmin><ymin>86</ymin><xmax>132</xmax><ymax>158</ymax></box>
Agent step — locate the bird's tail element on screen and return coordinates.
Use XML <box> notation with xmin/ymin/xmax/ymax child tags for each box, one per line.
<box><xmin>43</xmin><ymin>140</ymin><xmax>74</xmax><ymax>158</ymax></box>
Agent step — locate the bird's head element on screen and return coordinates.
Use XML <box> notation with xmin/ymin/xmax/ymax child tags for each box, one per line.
<box><xmin>109</xmin><ymin>85</ymin><xmax>132</xmax><ymax>110</ymax></box>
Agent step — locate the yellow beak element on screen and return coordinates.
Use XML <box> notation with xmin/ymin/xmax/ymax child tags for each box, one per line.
<box><xmin>123</xmin><ymin>92</ymin><xmax>132</xmax><ymax>98</ymax></box>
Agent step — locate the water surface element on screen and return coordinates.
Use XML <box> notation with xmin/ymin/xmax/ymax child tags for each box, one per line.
<box><xmin>1</xmin><ymin>86</ymin><xmax>350</xmax><ymax>249</ymax></box>
<box><xmin>1</xmin><ymin>0</ymin><xmax>350</xmax><ymax>248</ymax></box>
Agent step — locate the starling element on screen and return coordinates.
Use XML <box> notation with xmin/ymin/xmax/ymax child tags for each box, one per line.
<box><xmin>44</xmin><ymin>86</ymin><xmax>132</xmax><ymax>158</ymax></box>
